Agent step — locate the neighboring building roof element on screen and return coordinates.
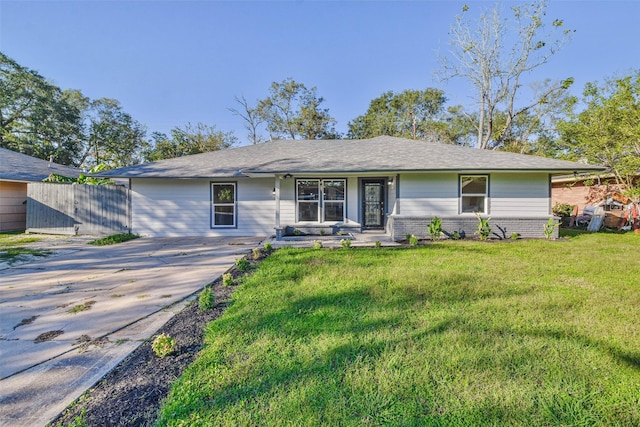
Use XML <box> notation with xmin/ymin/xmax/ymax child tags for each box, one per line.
<box><xmin>0</xmin><ymin>147</ymin><xmax>81</xmax><ymax>182</ymax></box>
<box><xmin>552</xmin><ymin>172</ymin><xmax>637</xmax><ymax>184</ymax></box>
<box><xmin>97</xmin><ymin>136</ymin><xmax>606</xmax><ymax>179</ymax></box>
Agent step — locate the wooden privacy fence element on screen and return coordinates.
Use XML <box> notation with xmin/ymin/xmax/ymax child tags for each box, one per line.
<box><xmin>27</xmin><ymin>183</ymin><xmax>131</xmax><ymax>235</ymax></box>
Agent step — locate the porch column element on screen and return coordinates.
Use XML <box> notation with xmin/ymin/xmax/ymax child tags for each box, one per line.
<box><xmin>274</xmin><ymin>176</ymin><xmax>281</xmax><ymax>237</ymax></box>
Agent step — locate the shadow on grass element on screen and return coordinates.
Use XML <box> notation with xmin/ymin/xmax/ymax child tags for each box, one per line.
<box><xmin>490</xmin><ymin>322</ymin><xmax>640</xmax><ymax>372</ymax></box>
<box><xmin>171</xmin><ymin>316</ymin><xmax>460</xmax><ymax>423</ymax></box>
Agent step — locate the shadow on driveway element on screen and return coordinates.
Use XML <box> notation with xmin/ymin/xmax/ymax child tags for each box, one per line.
<box><xmin>0</xmin><ymin>236</ymin><xmax>263</xmax><ymax>427</ymax></box>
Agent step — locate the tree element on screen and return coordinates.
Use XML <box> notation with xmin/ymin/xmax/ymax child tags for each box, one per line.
<box><xmin>228</xmin><ymin>95</ymin><xmax>266</xmax><ymax>145</ymax></box>
<box><xmin>438</xmin><ymin>0</ymin><xmax>574</xmax><ymax>149</ymax></box>
<box><xmin>0</xmin><ymin>52</ymin><xmax>85</xmax><ymax>165</ymax></box>
<box><xmin>257</xmin><ymin>78</ymin><xmax>339</xmax><ymax>140</ymax></box>
<box><xmin>143</xmin><ymin>123</ymin><xmax>237</xmax><ymax>162</ymax></box>
<box><xmin>347</xmin><ymin>88</ymin><xmax>451</xmax><ymax>141</ymax></box>
<box><xmin>558</xmin><ymin>72</ymin><xmax>640</xmax><ymax>195</ymax></box>
<box><xmin>87</xmin><ymin>98</ymin><xmax>147</xmax><ymax>168</ymax></box>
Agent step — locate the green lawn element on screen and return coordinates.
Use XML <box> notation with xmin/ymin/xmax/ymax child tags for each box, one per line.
<box><xmin>158</xmin><ymin>232</ymin><xmax>640</xmax><ymax>426</ymax></box>
<box><xmin>0</xmin><ymin>231</ymin><xmax>42</xmax><ymax>247</ymax></box>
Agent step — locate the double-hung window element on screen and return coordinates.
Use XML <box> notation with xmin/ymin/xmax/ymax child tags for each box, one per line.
<box><xmin>460</xmin><ymin>175</ymin><xmax>488</xmax><ymax>214</ymax></box>
<box><xmin>296</xmin><ymin>179</ymin><xmax>345</xmax><ymax>222</ymax></box>
<box><xmin>212</xmin><ymin>183</ymin><xmax>236</xmax><ymax>227</ymax></box>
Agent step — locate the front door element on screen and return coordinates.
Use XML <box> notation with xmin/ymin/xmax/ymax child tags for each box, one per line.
<box><xmin>362</xmin><ymin>179</ymin><xmax>385</xmax><ymax>230</ymax></box>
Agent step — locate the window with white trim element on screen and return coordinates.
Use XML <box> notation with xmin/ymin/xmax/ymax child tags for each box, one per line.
<box><xmin>211</xmin><ymin>183</ymin><xmax>236</xmax><ymax>227</ymax></box>
<box><xmin>460</xmin><ymin>175</ymin><xmax>488</xmax><ymax>214</ymax></box>
<box><xmin>296</xmin><ymin>179</ymin><xmax>345</xmax><ymax>222</ymax></box>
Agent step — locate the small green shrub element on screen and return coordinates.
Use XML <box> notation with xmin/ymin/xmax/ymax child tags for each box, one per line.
<box><xmin>151</xmin><ymin>333</ymin><xmax>175</xmax><ymax>358</ymax></box>
<box><xmin>199</xmin><ymin>287</ymin><xmax>214</xmax><ymax>311</ymax></box>
<box><xmin>222</xmin><ymin>273</ymin><xmax>233</xmax><ymax>287</ymax></box>
<box><xmin>313</xmin><ymin>240</ymin><xmax>323</xmax><ymax>249</ymax></box>
<box><xmin>375</xmin><ymin>240</ymin><xmax>382</xmax><ymax>249</ymax></box>
<box><xmin>88</xmin><ymin>233</ymin><xmax>139</xmax><ymax>246</ymax></box>
<box><xmin>263</xmin><ymin>242</ymin><xmax>273</xmax><ymax>252</ymax></box>
<box><xmin>294</xmin><ymin>229</ymin><xmax>301</xmax><ymax>236</ymax></box>
<box><xmin>427</xmin><ymin>216</ymin><xmax>443</xmax><ymax>241</ymax></box>
<box><xmin>552</xmin><ymin>203</ymin><xmax>574</xmax><ymax>218</ymax></box>
<box><xmin>340</xmin><ymin>238</ymin><xmax>351</xmax><ymax>249</ymax></box>
<box><xmin>510</xmin><ymin>232</ymin><xmax>520</xmax><ymax>240</ymax></box>
<box><xmin>319</xmin><ymin>229</ymin><xmax>326</xmax><ymax>236</ymax></box>
<box><xmin>409</xmin><ymin>234</ymin><xmax>419</xmax><ymax>247</ymax></box>
<box><xmin>475</xmin><ymin>213</ymin><xmax>492</xmax><ymax>240</ymax></box>
<box><xmin>252</xmin><ymin>247</ymin><xmax>261</xmax><ymax>259</ymax></box>
<box><xmin>67</xmin><ymin>409</ymin><xmax>88</xmax><ymax>427</ymax></box>
<box><xmin>450</xmin><ymin>231</ymin><xmax>461</xmax><ymax>240</ymax></box>
<box><xmin>543</xmin><ymin>218</ymin><xmax>560</xmax><ymax>240</ymax></box>
<box><xmin>235</xmin><ymin>258</ymin><xmax>250</xmax><ymax>271</ymax></box>
<box><xmin>405</xmin><ymin>233</ymin><xmax>412</xmax><ymax>241</ymax></box>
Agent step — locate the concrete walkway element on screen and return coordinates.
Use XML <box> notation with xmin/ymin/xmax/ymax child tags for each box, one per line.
<box><xmin>0</xmin><ymin>236</ymin><xmax>262</xmax><ymax>427</ymax></box>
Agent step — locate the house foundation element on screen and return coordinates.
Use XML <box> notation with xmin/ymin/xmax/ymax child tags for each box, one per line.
<box><xmin>387</xmin><ymin>215</ymin><xmax>559</xmax><ymax>240</ymax></box>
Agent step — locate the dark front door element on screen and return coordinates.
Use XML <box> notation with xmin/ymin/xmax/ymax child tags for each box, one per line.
<box><xmin>362</xmin><ymin>179</ymin><xmax>385</xmax><ymax>229</ymax></box>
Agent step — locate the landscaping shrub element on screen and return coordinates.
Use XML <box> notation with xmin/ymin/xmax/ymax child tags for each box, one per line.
<box><xmin>151</xmin><ymin>333</ymin><xmax>175</xmax><ymax>358</ymax></box>
<box><xmin>222</xmin><ymin>273</ymin><xmax>233</xmax><ymax>287</ymax></box>
<box><xmin>198</xmin><ymin>287</ymin><xmax>214</xmax><ymax>311</ymax></box>
<box><xmin>427</xmin><ymin>216</ymin><xmax>443</xmax><ymax>240</ymax></box>
<box><xmin>474</xmin><ymin>213</ymin><xmax>491</xmax><ymax>240</ymax></box>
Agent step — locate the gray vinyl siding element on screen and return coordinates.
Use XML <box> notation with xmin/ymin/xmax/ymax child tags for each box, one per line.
<box><xmin>130</xmin><ymin>178</ymin><xmax>274</xmax><ymax>237</ymax></box>
<box><xmin>490</xmin><ymin>173</ymin><xmax>550</xmax><ymax>216</ymax></box>
<box><xmin>396</xmin><ymin>172</ymin><xmax>551</xmax><ymax>217</ymax></box>
<box><xmin>397</xmin><ymin>173</ymin><xmax>459</xmax><ymax>216</ymax></box>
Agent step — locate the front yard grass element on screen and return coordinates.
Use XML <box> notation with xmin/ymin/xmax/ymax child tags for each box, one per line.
<box><xmin>158</xmin><ymin>233</ymin><xmax>640</xmax><ymax>426</ymax></box>
<box><xmin>0</xmin><ymin>231</ymin><xmax>42</xmax><ymax>247</ymax></box>
<box><xmin>0</xmin><ymin>232</ymin><xmax>51</xmax><ymax>265</ymax></box>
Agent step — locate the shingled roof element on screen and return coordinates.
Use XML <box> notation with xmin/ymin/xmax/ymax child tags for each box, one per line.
<box><xmin>98</xmin><ymin>136</ymin><xmax>605</xmax><ymax>179</ymax></box>
<box><xmin>0</xmin><ymin>147</ymin><xmax>81</xmax><ymax>182</ymax></box>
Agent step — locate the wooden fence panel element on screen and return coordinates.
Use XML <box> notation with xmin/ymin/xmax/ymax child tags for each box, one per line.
<box><xmin>27</xmin><ymin>183</ymin><xmax>131</xmax><ymax>235</ymax></box>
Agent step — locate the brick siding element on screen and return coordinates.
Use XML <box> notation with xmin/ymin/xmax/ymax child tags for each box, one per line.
<box><xmin>388</xmin><ymin>215</ymin><xmax>558</xmax><ymax>240</ymax></box>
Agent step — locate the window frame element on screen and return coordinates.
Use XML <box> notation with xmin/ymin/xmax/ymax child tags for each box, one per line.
<box><xmin>211</xmin><ymin>182</ymin><xmax>237</xmax><ymax>228</ymax></box>
<box><xmin>295</xmin><ymin>178</ymin><xmax>346</xmax><ymax>223</ymax></box>
<box><xmin>459</xmin><ymin>175</ymin><xmax>489</xmax><ymax>214</ymax></box>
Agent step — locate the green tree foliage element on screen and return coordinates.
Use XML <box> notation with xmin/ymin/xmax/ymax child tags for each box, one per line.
<box><xmin>439</xmin><ymin>0</ymin><xmax>574</xmax><ymax>149</ymax></box>
<box><xmin>87</xmin><ymin>98</ymin><xmax>147</xmax><ymax>167</ymax></box>
<box><xmin>558</xmin><ymin>72</ymin><xmax>640</xmax><ymax>194</ymax></box>
<box><xmin>0</xmin><ymin>52</ymin><xmax>85</xmax><ymax>165</ymax></box>
<box><xmin>43</xmin><ymin>164</ymin><xmax>115</xmax><ymax>185</ymax></box>
<box><xmin>257</xmin><ymin>78</ymin><xmax>339</xmax><ymax>140</ymax></box>
<box><xmin>143</xmin><ymin>123</ymin><xmax>237</xmax><ymax>162</ymax></box>
<box><xmin>347</xmin><ymin>88</ymin><xmax>475</xmax><ymax>144</ymax></box>
<box><xmin>1</xmin><ymin>53</ymin><xmax>150</xmax><ymax>168</ymax></box>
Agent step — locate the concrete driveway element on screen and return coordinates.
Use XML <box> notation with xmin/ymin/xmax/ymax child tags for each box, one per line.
<box><xmin>0</xmin><ymin>236</ymin><xmax>262</xmax><ymax>427</ymax></box>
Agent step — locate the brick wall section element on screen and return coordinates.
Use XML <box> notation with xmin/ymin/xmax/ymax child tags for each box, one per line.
<box><xmin>388</xmin><ymin>216</ymin><xmax>558</xmax><ymax>240</ymax></box>
<box><xmin>552</xmin><ymin>181</ymin><xmax>627</xmax><ymax>214</ymax></box>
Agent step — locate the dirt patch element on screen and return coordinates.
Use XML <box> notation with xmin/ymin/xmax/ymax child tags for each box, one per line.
<box><xmin>51</xmin><ymin>250</ymin><xmax>269</xmax><ymax>427</ymax></box>
<box><xmin>35</xmin><ymin>330</ymin><xmax>64</xmax><ymax>343</ymax></box>
<box><xmin>13</xmin><ymin>315</ymin><xmax>39</xmax><ymax>330</ymax></box>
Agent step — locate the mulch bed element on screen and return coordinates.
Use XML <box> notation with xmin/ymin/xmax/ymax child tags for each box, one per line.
<box><xmin>51</xmin><ymin>250</ymin><xmax>268</xmax><ymax>427</ymax></box>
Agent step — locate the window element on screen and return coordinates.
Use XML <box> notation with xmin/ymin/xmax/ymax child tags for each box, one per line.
<box><xmin>212</xmin><ymin>183</ymin><xmax>236</xmax><ymax>227</ymax></box>
<box><xmin>323</xmin><ymin>180</ymin><xmax>345</xmax><ymax>221</ymax></box>
<box><xmin>296</xmin><ymin>179</ymin><xmax>345</xmax><ymax>222</ymax></box>
<box><xmin>460</xmin><ymin>175</ymin><xmax>488</xmax><ymax>214</ymax></box>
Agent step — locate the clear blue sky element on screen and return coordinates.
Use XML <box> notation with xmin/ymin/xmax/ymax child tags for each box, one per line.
<box><xmin>1</xmin><ymin>0</ymin><xmax>639</xmax><ymax>145</ymax></box>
